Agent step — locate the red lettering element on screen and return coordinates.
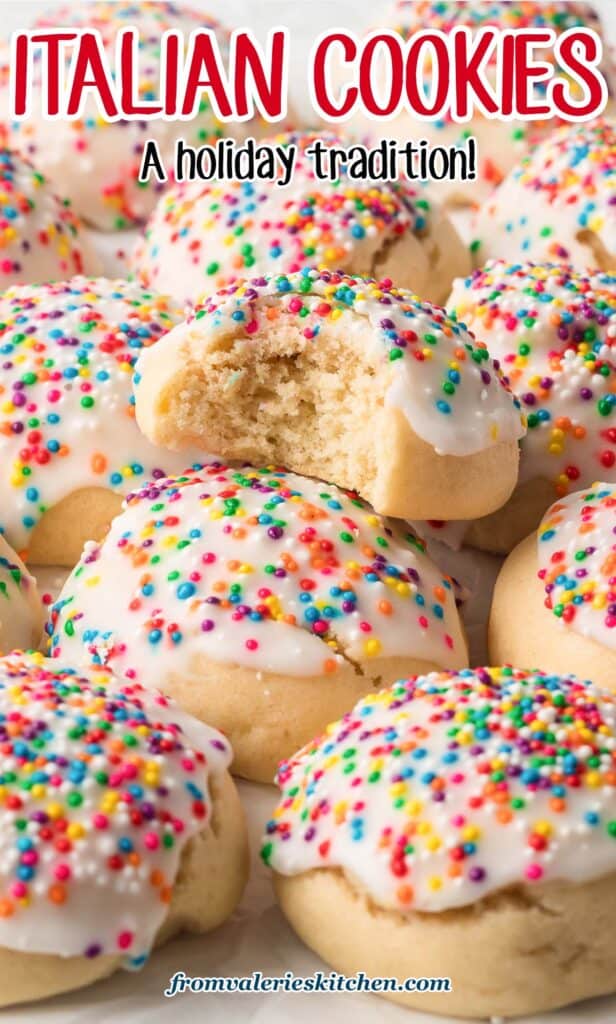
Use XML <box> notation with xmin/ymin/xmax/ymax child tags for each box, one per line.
<box><xmin>552</xmin><ymin>28</ymin><xmax>606</xmax><ymax>118</ymax></box>
<box><xmin>406</xmin><ymin>33</ymin><xmax>449</xmax><ymax>117</ymax></box>
<box><xmin>66</xmin><ymin>32</ymin><xmax>117</xmax><ymax>117</ymax></box>
<box><xmin>312</xmin><ymin>33</ymin><xmax>358</xmax><ymax>119</ymax></box>
<box><xmin>30</xmin><ymin>32</ymin><xmax>77</xmax><ymax>116</ymax></box>
<box><xmin>234</xmin><ymin>30</ymin><xmax>285</xmax><ymax>119</ymax></box>
<box><xmin>453</xmin><ymin>27</ymin><xmax>498</xmax><ymax>119</ymax></box>
<box><xmin>119</xmin><ymin>28</ymin><xmax>162</xmax><ymax>116</ymax></box>
<box><xmin>514</xmin><ymin>31</ymin><xmax>552</xmax><ymax>117</ymax></box>
<box><xmin>359</xmin><ymin>34</ymin><xmax>403</xmax><ymax>117</ymax></box>
<box><xmin>182</xmin><ymin>32</ymin><xmax>232</xmax><ymax>118</ymax></box>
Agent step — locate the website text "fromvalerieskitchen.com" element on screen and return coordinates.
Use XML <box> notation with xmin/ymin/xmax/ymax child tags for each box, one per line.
<box><xmin>164</xmin><ymin>970</ymin><xmax>452</xmax><ymax>997</ymax></box>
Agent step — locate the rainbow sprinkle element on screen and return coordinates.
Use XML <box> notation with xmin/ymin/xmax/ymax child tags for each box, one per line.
<box><xmin>0</xmin><ymin>149</ymin><xmax>93</xmax><ymax>285</ymax></box>
<box><xmin>539</xmin><ymin>482</ymin><xmax>616</xmax><ymax>645</ymax></box>
<box><xmin>144</xmin><ymin>267</ymin><xmax>525</xmax><ymax>458</ymax></box>
<box><xmin>473</xmin><ymin>120</ymin><xmax>616</xmax><ymax>266</ymax></box>
<box><xmin>0</xmin><ymin>277</ymin><xmax>194</xmax><ymax>555</ymax></box>
<box><xmin>0</xmin><ymin>651</ymin><xmax>229</xmax><ymax>963</ymax></box>
<box><xmin>134</xmin><ymin>131</ymin><xmax>439</xmax><ymax>304</ymax></box>
<box><xmin>47</xmin><ymin>461</ymin><xmax>467</xmax><ymax>680</ymax></box>
<box><xmin>449</xmin><ymin>261</ymin><xmax>616</xmax><ymax>497</ymax></box>
<box><xmin>263</xmin><ymin>666</ymin><xmax>616</xmax><ymax>911</ymax></box>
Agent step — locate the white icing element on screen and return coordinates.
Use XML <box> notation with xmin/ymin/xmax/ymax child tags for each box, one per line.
<box><xmin>0</xmin><ymin>277</ymin><xmax>202</xmax><ymax>553</ymax></box>
<box><xmin>135</xmin><ymin>269</ymin><xmax>525</xmax><ymax>458</ymax></box>
<box><xmin>0</xmin><ymin>652</ymin><xmax>230</xmax><ymax>962</ymax></box>
<box><xmin>47</xmin><ymin>462</ymin><xmax>468</xmax><ymax>679</ymax></box>
<box><xmin>264</xmin><ymin>668</ymin><xmax>616</xmax><ymax>912</ymax></box>
<box><xmin>537</xmin><ymin>482</ymin><xmax>616</xmax><ymax>650</ymax></box>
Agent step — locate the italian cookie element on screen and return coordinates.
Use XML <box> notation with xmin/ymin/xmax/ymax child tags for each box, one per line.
<box><xmin>0</xmin><ymin>535</ymin><xmax>44</xmax><ymax>652</ymax></box>
<box><xmin>0</xmin><ymin>650</ymin><xmax>248</xmax><ymax>1007</ymax></box>
<box><xmin>132</xmin><ymin>131</ymin><xmax>470</xmax><ymax>307</ymax></box>
<box><xmin>329</xmin><ymin>1</ymin><xmax>615</xmax><ymax>208</ymax></box>
<box><xmin>490</xmin><ymin>483</ymin><xmax>616</xmax><ymax>689</ymax></box>
<box><xmin>446</xmin><ymin>261</ymin><xmax>616</xmax><ymax>553</ymax></box>
<box><xmin>472</xmin><ymin>119</ymin><xmax>616</xmax><ymax>270</ymax></box>
<box><xmin>134</xmin><ymin>269</ymin><xmax>526</xmax><ymax>522</ymax></box>
<box><xmin>4</xmin><ymin>2</ymin><xmax>256</xmax><ymax>230</ymax></box>
<box><xmin>46</xmin><ymin>461</ymin><xmax>469</xmax><ymax>783</ymax></box>
<box><xmin>0</xmin><ymin>276</ymin><xmax>199</xmax><ymax>567</ymax></box>
<box><xmin>264</xmin><ymin>666</ymin><xmax>616</xmax><ymax>1018</ymax></box>
<box><xmin>0</xmin><ymin>149</ymin><xmax>100</xmax><ymax>286</ymax></box>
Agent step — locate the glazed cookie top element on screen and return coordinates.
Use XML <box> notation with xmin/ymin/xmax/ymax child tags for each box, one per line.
<box><xmin>134</xmin><ymin>131</ymin><xmax>440</xmax><ymax>303</ymax></box>
<box><xmin>0</xmin><ymin>150</ymin><xmax>97</xmax><ymax>286</ymax></box>
<box><xmin>388</xmin><ymin>1</ymin><xmax>606</xmax><ymax>39</ymax></box>
<box><xmin>263</xmin><ymin>666</ymin><xmax>616</xmax><ymax>912</ymax></box>
<box><xmin>0</xmin><ymin>535</ymin><xmax>43</xmax><ymax>653</ymax></box>
<box><xmin>47</xmin><ymin>461</ymin><xmax>467</xmax><ymax>680</ymax></box>
<box><xmin>448</xmin><ymin>262</ymin><xmax>616</xmax><ymax>497</ymax></box>
<box><xmin>7</xmin><ymin>2</ymin><xmax>233</xmax><ymax>228</ymax></box>
<box><xmin>139</xmin><ymin>268</ymin><xmax>525</xmax><ymax>457</ymax></box>
<box><xmin>473</xmin><ymin>120</ymin><xmax>616</xmax><ymax>266</ymax></box>
<box><xmin>538</xmin><ymin>483</ymin><xmax>616</xmax><ymax>648</ymax></box>
<box><xmin>0</xmin><ymin>651</ymin><xmax>230</xmax><ymax>963</ymax></box>
<box><xmin>0</xmin><ymin>277</ymin><xmax>194</xmax><ymax>555</ymax></box>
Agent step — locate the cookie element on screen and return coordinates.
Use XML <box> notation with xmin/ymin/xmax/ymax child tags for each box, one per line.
<box><xmin>329</xmin><ymin>2</ymin><xmax>614</xmax><ymax>208</ymax></box>
<box><xmin>132</xmin><ymin>131</ymin><xmax>470</xmax><ymax>307</ymax></box>
<box><xmin>134</xmin><ymin>268</ymin><xmax>526</xmax><ymax>522</ymax></box>
<box><xmin>472</xmin><ymin>119</ymin><xmax>616</xmax><ymax>269</ymax></box>
<box><xmin>0</xmin><ymin>535</ymin><xmax>44</xmax><ymax>652</ymax></box>
<box><xmin>5</xmin><ymin>2</ymin><xmax>255</xmax><ymax>229</ymax></box>
<box><xmin>0</xmin><ymin>651</ymin><xmax>248</xmax><ymax>1007</ymax></box>
<box><xmin>0</xmin><ymin>277</ymin><xmax>198</xmax><ymax>566</ymax></box>
<box><xmin>447</xmin><ymin>261</ymin><xmax>616</xmax><ymax>552</ymax></box>
<box><xmin>489</xmin><ymin>483</ymin><xmax>616</xmax><ymax>688</ymax></box>
<box><xmin>46</xmin><ymin>461</ymin><xmax>469</xmax><ymax>783</ymax></box>
<box><xmin>0</xmin><ymin>149</ymin><xmax>100</xmax><ymax>286</ymax></box>
<box><xmin>264</xmin><ymin>666</ymin><xmax>616</xmax><ymax>1017</ymax></box>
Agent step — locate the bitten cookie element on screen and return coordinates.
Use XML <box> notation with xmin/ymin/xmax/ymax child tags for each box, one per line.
<box><xmin>0</xmin><ymin>651</ymin><xmax>248</xmax><ymax>1007</ymax></box>
<box><xmin>0</xmin><ymin>277</ymin><xmax>199</xmax><ymax>567</ymax></box>
<box><xmin>134</xmin><ymin>269</ymin><xmax>525</xmax><ymax>522</ymax></box>
<box><xmin>0</xmin><ymin>535</ymin><xmax>44</xmax><ymax>652</ymax></box>
<box><xmin>4</xmin><ymin>2</ymin><xmax>256</xmax><ymax>229</ymax></box>
<box><xmin>472</xmin><ymin>119</ymin><xmax>616</xmax><ymax>270</ymax></box>
<box><xmin>264</xmin><ymin>666</ymin><xmax>616</xmax><ymax>1018</ymax></box>
<box><xmin>446</xmin><ymin>261</ymin><xmax>616</xmax><ymax>552</ymax></box>
<box><xmin>132</xmin><ymin>131</ymin><xmax>470</xmax><ymax>306</ymax></box>
<box><xmin>489</xmin><ymin>483</ymin><xmax>616</xmax><ymax>689</ymax></box>
<box><xmin>0</xmin><ymin>150</ymin><xmax>100</xmax><ymax>286</ymax></box>
<box><xmin>328</xmin><ymin>1</ymin><xmax>615</xmax><ymax>209</ymax></box>
<box><xmin>47</xmin><ymin>461</ymin><xmax>469</xmax><ymax>783</ymax></box>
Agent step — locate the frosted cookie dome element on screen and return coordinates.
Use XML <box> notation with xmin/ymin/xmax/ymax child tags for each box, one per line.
<box><xmin>447</xmin><ymin>261</ymin><xmax>616</xmax><ymax>551</ymax></box>
<box><xmin>490</xmin><ymin>484</ymin><xmax>616</xmax><ymax>691</ymax></box>
<box><xmin>5</xmin><ymin>2</ymin><xmax>255</xmax><ymax>229</ymax></box>
<box><xmin>331</xmin><ymin>1</ymin><xmax>615</xmax><ymax>208</ymax></box>
<box><xmin>46</xmin><ymin>460</ymin><xmax>469</xmax><ymax>780</ymax></box>
<box><xmin>0</xmin><ymin>650</ymin><xmax>248</xmax><ymax>1008</ymax></box>
<box><xmin>265</xmin><ymin>665</ymin><xmax>616</xmax><ymax>1016</ymax></box>
<box><xmin>133</xmin><ymin>131</ymin><xmax>470</xmax><ymax>306</ymax></box>
<box><xmin>0</xmin><ymin>276</ymin><xmax>196</xmax><ymax>565</ymax></box>
<box><xmin>472</xmin><ymin>119</ymin><xmax>616</xmax><ymax>270</ymax></box>
<box><xmin>0</xmin><ymin>150</ymin><xmax>99</xmax><ymax>286</ymax></box>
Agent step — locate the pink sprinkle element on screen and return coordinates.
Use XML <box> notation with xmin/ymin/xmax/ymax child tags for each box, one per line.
<box><xmin>117</xmin><ymin>931</ymin><xmax>134</xmax><ymax>949</ymax></box>
<box><xmin>525</xmin><ymin>863</ymin><xmax>543</xmax><ymax>881</ymax></box>
<box><xmin>144</xmin><ymin>833</ymin><xmax>159</xmax><ymax>850</ymax></box>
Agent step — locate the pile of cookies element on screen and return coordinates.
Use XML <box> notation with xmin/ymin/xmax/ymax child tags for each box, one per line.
<box><xmin>0</xmin><ymin>0</ymin><xmax>614</xmax><ymax>1019</ymax></box>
